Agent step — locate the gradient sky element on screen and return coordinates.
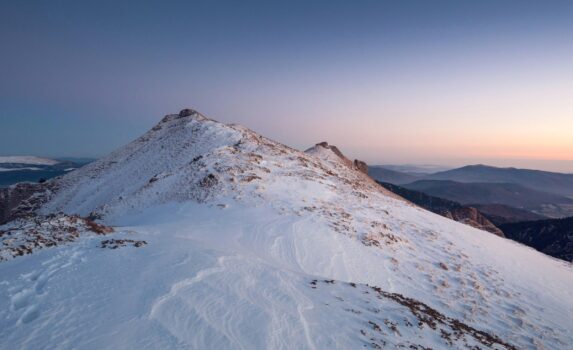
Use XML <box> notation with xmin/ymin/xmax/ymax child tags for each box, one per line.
<box><xmin>1</xmin><ymin>1</ymin><xmax>572</xmax><ymax>172</ymax></box>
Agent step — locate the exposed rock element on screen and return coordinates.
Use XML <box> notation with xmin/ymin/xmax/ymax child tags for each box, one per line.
<box><xmin>101</xmin><ymin>239</ymin><xmax>147</xmax><ymax>249</ymax></box>
<box><xmin>178</xmin><ymin>108</ymin><xmax>198</xmax><ymax>118</ymax></box>
<box><xmin>447</xmin><ymin>206</ymin><xmax>504</xmax><ymax>237</ymax></box>
<box><xmin>0</xmin><ymin>182</ymin><xmax>55</xmax><ymax>225</ymax></box>
<box><xmin>353</xmin><ymin>159</ymin><xmax>368</xmax><ymax>175</ymax></box>
<box><xmin>0</xmin><ymin>214</ymin><xmax>114</xmax><ymax>261</ymax></box>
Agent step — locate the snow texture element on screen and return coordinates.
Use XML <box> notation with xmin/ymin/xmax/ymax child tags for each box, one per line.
<box><xmin>1</xmin><ymin>110</ymin><xmax>572</xmax><ymax>349</ymax></box>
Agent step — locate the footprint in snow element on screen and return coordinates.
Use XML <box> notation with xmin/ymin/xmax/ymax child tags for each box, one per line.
<box><xmin>9</xmin><ymin>250</ymin><xmax>85</xmax><ymax>325</ymax></box>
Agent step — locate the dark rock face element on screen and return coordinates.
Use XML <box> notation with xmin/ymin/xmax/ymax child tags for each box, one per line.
<box><xmin>178</xmin><ymin>108</ymin><xmax>198</xmax><ymax>118</ymax></box>
<box><xmin>353</xmin><ymin>160</ymin><xmax>368</xmax><ymax>175</ymax></box>
<box><xmin>446</xmin><ymin>206</ymin><xmax>504</xmax><ymax>237</ymax></box>
<box><xmin>377</xmin><ymin>181</ymin><xmax>504</xmax><ymax>237</ymax></box>
<box><xmin>499</xmin><ymin>217</ymin><xmax>573</xmax><ymax>262</ymax></box>
<box><xmin>0</xmin><ymin>182</ymin><xmax>53</xmax><ymax>225</ymax></box>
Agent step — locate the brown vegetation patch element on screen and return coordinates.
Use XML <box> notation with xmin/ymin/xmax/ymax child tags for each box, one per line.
<box><xmin>308</xmin><ymin>279</ymin><xmax>517</xmax><ymax>350</ymax></box>
<box><xmin>0</xmin><ymin>214</ymin><xmax>115</xmax><ymax>261</ymax></box>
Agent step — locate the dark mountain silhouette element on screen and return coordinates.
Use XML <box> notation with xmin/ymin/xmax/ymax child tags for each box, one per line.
<box><xmin>377</xmin><ymin>181</ymin><xmax>503</xmax><ymax>236</ymax></box>
<box><xmin>425</xmin><ymin>164</ymin><xmax>573</xmax><ymax>197</ymax></box>
<box><xmin>403</xmin><ymin>180</ymin><xmax>573</xmax><ymax>218</ymax></box>
<box><xmin>499</xmin><ymin>217</ymin><xmax>573</xmax><ymax>262</ymax></box>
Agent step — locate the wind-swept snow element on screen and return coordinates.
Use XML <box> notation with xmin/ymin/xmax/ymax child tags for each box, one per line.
<box><xmin>1</xmin><ymin>110</ymin><xmax>572</xmax><ymax>349</ymax></box>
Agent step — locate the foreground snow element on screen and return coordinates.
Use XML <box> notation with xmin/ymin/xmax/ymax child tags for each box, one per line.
<box><xmin>1</xmin><ymin>110</ymin><xmax>572</xmax><ymax>349</ymax></box>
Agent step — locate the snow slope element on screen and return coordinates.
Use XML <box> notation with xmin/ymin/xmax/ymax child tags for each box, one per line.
<box><xmin>1</xmin><ymin>109</ymin><xmax>572</xmax><ymax>349</ymax></box>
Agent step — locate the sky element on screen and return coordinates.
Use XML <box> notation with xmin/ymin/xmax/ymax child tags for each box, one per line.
<box><xmin>1</xmin><ymin>0</ymin><xmax>572</xmax><ymax>172</ymax></box>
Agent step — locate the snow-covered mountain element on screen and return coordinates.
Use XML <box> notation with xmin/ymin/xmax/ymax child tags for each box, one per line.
<box><xmin>1</xmin><ymin>109</ymin><xmax>572</xmax><ymax>349</ymax></box>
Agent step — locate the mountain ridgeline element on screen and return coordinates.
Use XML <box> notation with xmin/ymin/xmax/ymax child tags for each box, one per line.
<box><xmin>426</xmin><ymin>164</ymin><xmax>573</xmax><ymax>197</ymax></box>
<box><xmin>368</xmin><ymin>164</ymin><xmax>573</xmax><ymax>220</ymax></box>
<box><xmin>403</xmin><ymin>180</ymin><xmax>573</xmax><ymax>218</ymax></box>
<box><xmin>1</xmin><ymin>109</ymin><xmax>572</xmax><ymax>349</ymax></box>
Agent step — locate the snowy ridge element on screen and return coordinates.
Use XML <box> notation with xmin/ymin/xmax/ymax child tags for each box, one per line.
<box><xmin>1</xmin><ymin>109</ymin><xmax>572</xmax><ymax>349</ymax></box>
<box><xmin>40</xmin><ymin>110</ymin><xmax>396</xmax><ymax>222</ymax></box>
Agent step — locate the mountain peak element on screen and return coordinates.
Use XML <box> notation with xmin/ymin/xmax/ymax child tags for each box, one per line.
<box><xmin>178</xmin><ymin>108</ymin><xmax>199</xmax><ymax>118</ymax></box>
<box><xmin>2</xmin><ymin>109</ymin><xmax>573</xmax><ymax>349</ymax></box>
<box><xmin>155</xmin><ymin>108</ymin><xmax>210</xmax><ymax>126</ymax></box>
<box><xmin>33</xmin><ymin>114</ymin><xmax>386</xmax><ymax>221</ymax></box>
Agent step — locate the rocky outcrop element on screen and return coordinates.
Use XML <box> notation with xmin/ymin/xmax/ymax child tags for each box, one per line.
<box><xmin>0</xmin><ymin>214</ymin><xmax>114</xmax><ymax>261</ymax></box>
<box><xmin>178</xmin><ymin>108</ymin><xmax>198</xmax><ymax>118</ymax></box>
<box><xmin>353</xmin><ymin>160</ymin><xmax>368</xmax><ymax>175</ymax></box>
<box><xmin>0</xmin><ymin>182</ymin><xmax>54</xmax><ymax>225</ymax></box>
<box><xmin>446</xmin><ymin>207</ymin><xmax>504</xmax><ymax>237</ymax></box>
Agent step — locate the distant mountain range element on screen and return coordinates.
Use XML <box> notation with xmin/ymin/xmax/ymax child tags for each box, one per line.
<box><xmin>377</xmin><ymin>164</ymin><xmax>452</xmax><ymax>176</ymax></box>
<box><xmin>377</xmin><ymin>181</ymin><xmax>573</xmax><ymax>263</ymax></box>
<box><xmin>403</xmin><ymin>180</ymin><xmax>573</xmax><ymax>218</ymax></box>
<box><xmin>369</xmin><ymin>164</ymin><xmax>573</xmax><ymax>220</ymax></box>
<box><xmin>0</xmin><ymin>156</ymin><xmax>94</xmax><ymax>187</ymax></box>
<box><xmin>368</xmin><ymin>163</ymin><xmax>573</xmax><ymax>263</ymax></box>
<box><xmin>471</xmin><ymin>204</ymin><xmax>547</xmax><ymax>226</ymax></box>
<box><xmin>368</xmin><ymin>166</ymin><xmax>420</xmax><ymax>185</ymax></box>
<box><xmin>426</xmin><ymin>164</ymin><xmax>573</xmax><ymax>197</ymax></box>
<box><xmin>370</xmin><ymin>164</ymin><xmax>573</xmax><ymax>197</ymax></box>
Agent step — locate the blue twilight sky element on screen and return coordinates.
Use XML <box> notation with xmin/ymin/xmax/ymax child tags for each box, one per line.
<box><xmin>1</xmin><ymin>1</ymin><xmax>572</xmax><ymax>172</ymax></box>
